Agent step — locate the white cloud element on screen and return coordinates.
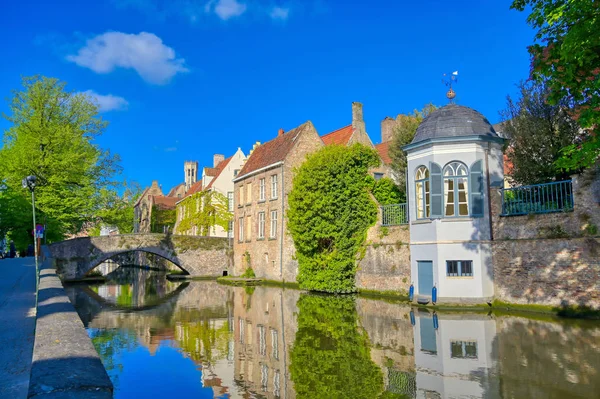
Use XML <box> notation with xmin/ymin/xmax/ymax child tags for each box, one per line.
<box><xmin>206</xmin><ymin>0</ymin><xmax>247</xmax><ymax>20</ymax></box>
<box><xmin>82</xmin><ymin>90</ymin><xmax>129</xmax><ymax>112</ymax></box>
<box><xmin>67</xmin><ymin>32</ymin><xmax>189</xmax><ymax>85</ymax></box>
<box><xmin>269</xmin><ymin>6</ymin><xmax>289</xmax><ymax>21</ymax></box>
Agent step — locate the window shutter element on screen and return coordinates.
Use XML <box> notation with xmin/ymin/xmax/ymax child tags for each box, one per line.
<box><xmin>470</xmin><ymin>160</ymin><xmax>484</xmax><ymax>217</ymax></box>
<box><xmin>430</xmin><ymin>162</ymin><xmax>443</xmax><ymax>218</ymax></box>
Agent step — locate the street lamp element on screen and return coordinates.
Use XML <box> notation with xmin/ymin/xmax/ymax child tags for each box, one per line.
<box><xmin>22</xmin><ymin>175</ymin><xmax>39</xmax><ymax>275</ymax></box>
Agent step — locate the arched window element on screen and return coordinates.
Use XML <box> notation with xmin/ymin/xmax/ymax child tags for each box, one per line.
<box><xmin>415</xmin><ymin>166</ymin><xmax>430</xmax><ymax>219</ymax></box>
<box><xmin>444</xmin><ymin>162</ymin><xmax>469</xmax><ymax>216</ymax></box>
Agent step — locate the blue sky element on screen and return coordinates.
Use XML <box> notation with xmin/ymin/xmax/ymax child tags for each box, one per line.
<box><xmin>0</xmin><ymin>0</ymin><xmax>534</xmax><ymax>192</ymax></box>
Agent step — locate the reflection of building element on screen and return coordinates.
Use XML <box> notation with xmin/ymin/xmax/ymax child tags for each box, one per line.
<box><xmin>404</xmin><ymin>105</ymin><xmax>505</xmax><ymax>303</ymax></box>
<box><xmin>233</xmin><ymin>287</ymin><xmax>300</xmax><ymax>398</ymax></box>
<box><xmin>412</xmin><ymin>311</ymin><xmax>498</xmax><ymax>398</ymax></box>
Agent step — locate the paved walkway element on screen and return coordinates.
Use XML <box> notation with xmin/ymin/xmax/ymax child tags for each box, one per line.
<box><xmin>0</xmin><ymin>257</ymin><xmax>37</xmax><ymax>399</ymax></box>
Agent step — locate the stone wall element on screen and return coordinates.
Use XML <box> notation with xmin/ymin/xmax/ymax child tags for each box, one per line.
<box><xmin>491</xmin><ymin>167</ymin><xmax>600</xmax><ymax>309</ymax></box>
<box><xmin>356</xmin><ymin>207</ymin><xmax>411</xmax><ymax>294</ymax></box>
<box><xmin>493</xmin><ymin>237</ymin><xmax>600</xmax><ymax>308</ymax></box>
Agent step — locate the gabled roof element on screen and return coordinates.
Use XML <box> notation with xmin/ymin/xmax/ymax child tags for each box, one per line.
<box><xmin>236</xmin><ymin>121</ymin><xmax>314</xmax><ymax>179</ymax></box>
<box><xmin>152</xmin><ymin>196</ymin><xmax>178</xmax><ymax>209</ymax></box>
<box><xmin>375</xmin><ymin>141</ymin><xmax>392</xmax><ymax>165</ymax></box>
<box><xmin>321</xmin><ymin>125</ymin><xmax>353</xmax><ymax>146</ymax></box>
<box><xmin>187</xmin><ymin>179</ymin><xmax>204</xmax><ymax>195</ymax></box>
<box><xmin>205</xmin><ymin>156</ymin><xmax>232</xmax><ymax>190</ymax></box>
<box><xmin>167</xmin><ymin>183</ymin><xmax>184</xmax><ymax>197</ymax></box>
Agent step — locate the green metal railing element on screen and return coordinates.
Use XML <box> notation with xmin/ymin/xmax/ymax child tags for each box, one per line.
<box><xmin>501</xmin><ymin>180</ymin><xmax>574</xmax><ymax>216</ymax></box>
<box><xmin>381</xmin><ymin>203</ymin><xmax>409</xmax><ymax>226</ymax></box>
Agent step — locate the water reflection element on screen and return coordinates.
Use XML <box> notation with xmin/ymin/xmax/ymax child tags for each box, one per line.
<box><xmin>67</xmin><ymin>269</ymin><xmax>600</xmax><ymax>399</ymax></box>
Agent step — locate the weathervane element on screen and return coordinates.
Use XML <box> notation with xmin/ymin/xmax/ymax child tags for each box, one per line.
<box><xmin>442</xmin><ymin>71</ymin><xmax>458</xmax><ymax>103</ymax></box>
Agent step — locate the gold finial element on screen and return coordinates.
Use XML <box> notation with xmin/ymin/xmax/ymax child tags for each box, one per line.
<box><xmin>442</xmin><ymin>71</ymin><xmax>458</xmax><ymax>103</ymax></box>
<box><xmin>446</xmin><ymin>88</ymin><xmax>456</xmax><ymax>100</ymax></box>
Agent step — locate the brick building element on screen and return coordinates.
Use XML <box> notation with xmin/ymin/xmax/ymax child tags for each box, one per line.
<box><xmin>232</xmin><ymin>121</ymin><xmax>323</xmax><ymax>280</ymax></box>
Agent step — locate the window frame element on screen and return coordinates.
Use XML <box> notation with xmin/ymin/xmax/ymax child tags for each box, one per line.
<box><xmin>258</xmin><ymin>211</ymin><xmax>265</xmax><ymax>239</ymax></box>
<box><xmin>446</xmin><ymin>260</ymin><xmax>473</xmax><ymax>277</ymax></box>
<box><xmin>271</xmin><ymin>174</ymin><xmax>278</xmax><ymax>199</ymax></box>
<box><xmin>443</xmin><ymin>161</ymin><xmax>470</xmax><ymax>217</ymax></box>
<box><xmin>238</xmin><ymin>217</ymin><xmax>244</xmax><ymax>242</ymax></box>
<box><xmin>227</xmin><ymin>191</ymin><xmax>234</xmax><ymax>212</ymax></box>
<box><xmin>270</xmin><ymin>210</ymin><xmax>278</xmax><ymax>238</ymax></box>
<box><xmin>259</xmin><ymin>178</ymin><xmax>266</xmax><ymax>201</ymax></box>
<box><xmin>374</xmin><ymin>172</ymin><xmax>384</xmax><ymax>181</ymax></box>
<box><xmin>415</xmin><ymin>166</ymin><xmax>430</xmax><ymax>219</ymax></box>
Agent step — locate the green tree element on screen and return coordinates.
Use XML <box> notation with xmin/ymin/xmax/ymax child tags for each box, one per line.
<box><xmin>372</xmin><ymin>177</ymin><xmax>405</xmax><ymax>204</ymax></box>
<box><xmin>92</xmin><ymin>181</ymin><xmax>142</xmax><ymax>235</ymax></box>
<box><xmin>287</xmin><ymin>144</ymin><xmax>380</xmax><ymax>293</ymax></box>
<box><xmin>290</xmin><ymin>294</ymin><xmax>386</xmax><ymax>399</ymax></box>
<box><xmin>511</xmin><ymin>0</ymin><xmax>600</xmax><ymax>170</ymax></box>
<box><xmin>388</xmin><ymin>104</ymin><xmax>437</xmax><ymax>192</ymax></box>
<box><xmin>500</xmin><ymin>79</ymin><xmax>582</xmax><ymax>185</ymax></box>
<box><xmin>0</xmin><ymin>76</ymin><xmax>120</xmax><ymax>247</ymax></box>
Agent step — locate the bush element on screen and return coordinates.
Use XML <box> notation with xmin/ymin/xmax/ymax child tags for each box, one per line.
<box><xmin>241</xmin><ymin>267</ymin><xmax>256</xmax><ymax>278</ymax></box>
<box><xmin>372</xmin><ymin>177</ymin><xmax>405</xmax><ymax>205</ymax></box>
<box><xmin>288</xmin><ymin>144</ymin><xmax>380</xmax><ymax>293</ymax></box>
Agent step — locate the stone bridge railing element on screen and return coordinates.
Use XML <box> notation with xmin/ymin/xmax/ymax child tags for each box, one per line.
<box><xmin>47</xmin><ymin>234</ymin><xmax>233</xmax><ymax>281</ymax></box>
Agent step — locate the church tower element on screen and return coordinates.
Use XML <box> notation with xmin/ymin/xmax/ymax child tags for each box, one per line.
<box><xmin>184</xmin><ymin>161</ymin><xmax>198</xmax><ymax>191</ymax></box>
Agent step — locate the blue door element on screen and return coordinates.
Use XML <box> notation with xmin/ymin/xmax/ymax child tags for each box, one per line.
<box><xmin>417</xmin><ymin>261</ymin><xmax>433</xmax><ymax>296</ymax></box>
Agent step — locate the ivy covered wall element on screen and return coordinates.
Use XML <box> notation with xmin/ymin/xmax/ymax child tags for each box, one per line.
<box><xmin>175</xmin><ymin>191</ymin><xmax>232</xmax><ymax>236</ymax></box>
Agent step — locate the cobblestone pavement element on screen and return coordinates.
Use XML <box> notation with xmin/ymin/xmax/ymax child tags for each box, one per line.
<box><xmin>0</xmin><ymin>257</ymin><xmax>36</xmax><ymax>399</ymax></box>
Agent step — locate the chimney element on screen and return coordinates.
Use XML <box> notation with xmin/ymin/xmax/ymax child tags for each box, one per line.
<box><xmin>381</xmin><ymin>117</ymin><xmax>396</xmax><ymax>143</ymax></box>
<box><xmin>278</xmin><ymin>128</ymin><xmax>285</xmax><ymax>137</ymax></box>
<box><xmin>213</xmin><ymin>154</ymin><xmax>225</xmax><ymax>167</ymax></box>
<box><xmin>351</xmin><ymin>101</ymin><xmax>367</xmax><ymax>138</ymax></box>
<box><xmin>151</xmin><ymin>180</ymin><xmax>159</xmax><ymax>188</ymax></box>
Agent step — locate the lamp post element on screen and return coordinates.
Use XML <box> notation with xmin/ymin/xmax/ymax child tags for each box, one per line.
<box><xmin>22</xmin><ymin>176</ymin><xmax>39</xmax><ymax>279</ymax></box>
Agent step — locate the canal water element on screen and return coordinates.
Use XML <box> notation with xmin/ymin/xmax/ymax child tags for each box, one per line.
<box><xmin>66</xmin><ymin>267</ymin><xmax>600</xmax><ymax>399</ymax></box>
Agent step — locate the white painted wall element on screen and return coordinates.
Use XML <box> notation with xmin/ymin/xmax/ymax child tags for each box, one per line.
<box><xmin>406</xmin><ymin>140</ymin><xmax>503</xmax><ymax>301</ymax></box>
<box><xmin>413</xmin><ymin>313</ymin><xmax>497</xmax><ymax>398</ymax></box>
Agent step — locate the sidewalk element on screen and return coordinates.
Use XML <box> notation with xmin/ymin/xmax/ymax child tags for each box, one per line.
<box><xmin>0</xmin><ymin>257</ymin><xmax>36</xmax><ymax>399</ymax></box>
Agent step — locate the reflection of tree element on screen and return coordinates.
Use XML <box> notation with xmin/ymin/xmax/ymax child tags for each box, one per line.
<box><xmin>116</xmin><ymin>285</ymin><xmax>133</xmax><ymax>306</ymax></box>
<box><xmin>290</xmin><ymin>294</ymin><xmax>400</xmax><ymax>399</ymax></box>
<box><xmin>90</xmin><ymin>327</ymin><xmax>139</xmax><ymax>390</ymax></box>
<box><xmin>175</xmin><ymin>317</ymin><xmax>232</xmax><ymax>364</ymax></box>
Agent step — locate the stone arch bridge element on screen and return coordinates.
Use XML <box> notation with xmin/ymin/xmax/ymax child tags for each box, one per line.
<box><xmin>47</xmin><ymin>234</ymin><xmax>232</xmax><ymax>281</ymax></box>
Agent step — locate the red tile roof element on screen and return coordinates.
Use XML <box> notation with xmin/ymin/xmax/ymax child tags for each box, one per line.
<box><xmin>152</xmin><ymin>196</ymin><xmax>178</xmax><ymax>209</ymax></box>
<box><xmin>503</xmin><ymin>153</ymin><xmax>513</xmax><ymax>176</ymax></box>
<box><xmin>237</xmin><ymin>122</ymin><xmax>314</xmax><ymax>179</ymax></box>
<box><xmin>321</xmin><ymin>125</ymin><xmax>353</xmax><ymax>146</ymax></box>
<box><xmin>375</xmin><ymin>141</ymin><xmax>392</xmax><ymax>165</ymax></box>
<box><xmin>205</xmin><ymin>156</ymin><xmax>232</xmax><ymax>190</ymax></box>
<box><xmin>187</xmin><ymin>179</ymin><xmax>204</xmax><ymax>195</ymax></box>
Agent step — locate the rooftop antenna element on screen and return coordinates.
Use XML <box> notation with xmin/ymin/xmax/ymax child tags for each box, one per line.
<box><xmin>442</xmin><ymin>71</ymin><xmax>458</xmax><ymax>103</ymax></box>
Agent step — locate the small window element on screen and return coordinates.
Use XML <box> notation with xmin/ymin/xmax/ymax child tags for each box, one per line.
<box><xmin>234</xmin><ymin>169</ymin><xmax>240</xmax><ymax>177</ymax></box>
<box><xmin>239</xmin><ymin>186</ymin><xmax>244</xmax><ymax>206</ymax></box>
<box><xmin>238</xmin><ymin>217</ymin><xmax>244</xmax><ymax>242</ymax></box>
<box><xmin>258</xmin><ymin>212</ymin><xmax>265</xmax><ymax>239</ymax></box>
<box><xmin>374</xmin><ymin>172</ymin><xmax>384</xmax><ymax>181</ymax></box>
<box><xmin>227</xmin><ymin>192</ymin><xmax>234</xmax><ymax>211</ymax></box>
<box><xmin>446</xmin><ymin>260</ymin><xmax>473</xmax><ymax>277</ymax></box>
<box><xmin>270</xmin><ymin>210</ymin><xmax>277</xmax><ymax>238</ymax></box>
<box><xmin>271</xmin><ymin>174</ymin><xmax>278</xmax><ymax>199</ymax></box>
<box><xmin>246</xmin><ymin>182</ymin><xmax>252</xmax><ymax>204</ymax></box>
<box><xmin>450</xmin><ymin>341</ymin><xmax>478</xmax><ymax>359</ymax></box>
<box><xmin>246</xmin><ymin>215</ymin><xmax>252</xmax><ymax>240</ymax></box>
<box><xmin>259</xmin><ymin>178</ymin><xmax>266</xmax><ymax>201</ymax></box>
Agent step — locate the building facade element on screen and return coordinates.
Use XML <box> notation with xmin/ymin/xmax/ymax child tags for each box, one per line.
<box><xmin>404</xmin><ymin>104</ymin><xmax>505</xmax><ymax>303</ymax></box>
<box><xmin>233</xmin><ymin>122</ymin><xmax>324</xmax><ymax>281</ymax></box>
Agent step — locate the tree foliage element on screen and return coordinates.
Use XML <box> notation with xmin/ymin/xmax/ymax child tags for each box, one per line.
<box><xmin>511</xmin><ymin>0</ymin><xmax>600</xmax><ymax>169</ymax></box>
<box><xmin>91</xmin><ymin>182</ymin><xmax>141</xmax><ymax>235</ymax></box>
<box><xmin>500</xmin><ymin>79</ymin><xmax>582</xmax><ymax>185</ymax></box>
<box><xmin>372</xmin><ymin>177</ymin><xmax>405</xmax><ymax>204</ymax></box>
<box><xmin>287</xmin><ymin>144</ymin><xmax>380</xmax><ymax>293</ymax></box>
<box><xmin>0</xmin><ymin>76</ymin><xmax>120</xmax><ymax>248</ymax></box>
<box><xmin>388</xmin><ymin>104</ymin><xmax>437</xmax><ymax>192</ymax></box>
<box><xmin>175</xmin><ymin>190</ymin><xmax>232</xmax><ymax>236</ymax></box>
<box><xmin>290</xmin><ymin>294</ymin><xmax>386</xmax><ymax>399</ymax></box>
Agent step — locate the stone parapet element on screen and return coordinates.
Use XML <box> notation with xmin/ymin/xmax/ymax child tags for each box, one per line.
<box><xmin>28</xmin><ymin>247</ymin><xmax>113</xmax><ymax>398</ymax></box>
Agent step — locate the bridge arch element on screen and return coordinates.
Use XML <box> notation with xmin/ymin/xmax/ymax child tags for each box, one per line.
<box><xmin>47</xmin><ymin>233</ymin><xmax>232</xmax><ymax>281</ymax></box>
<box><xmin>86</xmin><ymin>248</ymin><xmax>188</xmax><ymax>277</ymax></box>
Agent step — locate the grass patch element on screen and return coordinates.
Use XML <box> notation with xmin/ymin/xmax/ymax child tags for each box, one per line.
<box><xmin>358</xmin><ymin>289</ymin><xmax>409</xmax><ymax>302</ymax></box>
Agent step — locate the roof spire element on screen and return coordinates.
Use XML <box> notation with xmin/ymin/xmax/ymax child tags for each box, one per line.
<box><xmin>442</xmin><ymin>71</ymin><xmax>458</xmax><ymax>103</ymax></box>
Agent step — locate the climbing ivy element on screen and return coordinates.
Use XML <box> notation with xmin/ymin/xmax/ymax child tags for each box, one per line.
<box><xmin>290</xmin><ymin>294</ymin><xmax>386</xmax><ymax>399</ymax></box>
<box><xmin>176</xmin><ymin>191</ymin><xmax>232</xmax><ymax>236</ymax></box>
<box><xmin>287</xmin><ymin>144</ymin><xmax>380</xmax><ymax>293</ymax></box>
<box><xmin>150</xmin><ymin>206</ymin><xmax>176</xmax><ymax>233</ymax></box>
<box><xmin>372</xmin><ymin>177</ymin><xmax>405</xmax><ymax>205</ymax></box>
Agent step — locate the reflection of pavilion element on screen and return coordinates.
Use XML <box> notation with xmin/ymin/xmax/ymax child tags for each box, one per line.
<box><xmin>412</xmin><ymin>311</ymin><xmax>498</xmax><ymax>399</ymax></box>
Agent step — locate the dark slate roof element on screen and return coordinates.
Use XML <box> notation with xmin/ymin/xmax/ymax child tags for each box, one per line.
<box><xmin>412</xmin><ymin>104</ymin><xmax>498</xmax><ymax>144</ymax></box>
